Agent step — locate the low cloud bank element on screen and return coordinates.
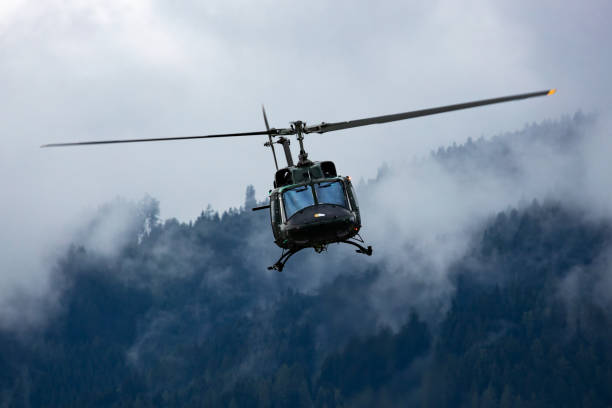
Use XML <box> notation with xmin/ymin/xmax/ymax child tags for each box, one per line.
<box><xmin>354</xmin><ymin>112</ymin><xmax>611</xmax><ymax>327</ymax></box>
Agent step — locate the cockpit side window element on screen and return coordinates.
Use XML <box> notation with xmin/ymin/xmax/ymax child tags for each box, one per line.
<box><xmin>314</xmin><ymin>181</ymin><xmax>347</xmax><ymax>207</ymax></box>
<box><xmin>348</xmin><ymin>182</ymin><xmax>358</xmax><ymax>209</ymax></box>
<box><xmin>270</xmin><ymin>194</ymin><xmax>280</xmax><ymax>223</ymax></box>
<box><xmin>283</xmin><ymin>186</ymin><xmax>315</xmax><ymax>219</ymax></box>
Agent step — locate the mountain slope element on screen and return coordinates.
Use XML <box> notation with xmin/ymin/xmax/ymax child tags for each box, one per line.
<box><xmin>1</xmin><ymin>114</ymin><xmax>611</xmax><ymax>407</ymax></box>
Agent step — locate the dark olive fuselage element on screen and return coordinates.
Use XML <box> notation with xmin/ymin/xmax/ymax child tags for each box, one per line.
<box><xmin>268</xmin><ymin>161</ymin><xmax>361</xmax><ymax>250</ymax></box>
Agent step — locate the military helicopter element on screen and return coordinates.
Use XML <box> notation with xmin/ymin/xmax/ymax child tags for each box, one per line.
<box><xmin>42</xmin><ymin>89</ymin><xmax>556</xmax><ymax>271</ymax></box>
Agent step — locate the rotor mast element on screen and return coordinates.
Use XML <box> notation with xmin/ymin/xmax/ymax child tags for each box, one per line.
<box><xmin>291</xmin><ymin>121</ymin><xmax>312</xmax><ymax>166</ymax></box>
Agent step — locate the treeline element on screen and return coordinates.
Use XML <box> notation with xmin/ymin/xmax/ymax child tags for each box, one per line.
<box><xmin>1</xmin><ymin>200</ymin><xmax>610</xmax><ymax>407</ymax></box>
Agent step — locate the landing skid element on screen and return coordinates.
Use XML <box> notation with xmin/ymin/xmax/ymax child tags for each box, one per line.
<box><xmin>268</xmin><ymin>239</ymin><xmax>373</xmax><ymax>272</ymax></box>
<box><xmin>342</xmin><ymin>239</ymin><xmax>373</xmax><ymax>256</ymax></box>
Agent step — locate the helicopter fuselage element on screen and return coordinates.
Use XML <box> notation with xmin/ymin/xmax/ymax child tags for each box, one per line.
<box><xmin>268</xmin><ymin>161</ymin><xmax>362</xmax><ymax>250</ymax></box>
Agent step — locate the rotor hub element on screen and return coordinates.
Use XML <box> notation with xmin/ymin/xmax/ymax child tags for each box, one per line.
<box><xmin>291</xmin><ymin>121</ymin><xmax>312</xmax><ymax>166</ymax></box>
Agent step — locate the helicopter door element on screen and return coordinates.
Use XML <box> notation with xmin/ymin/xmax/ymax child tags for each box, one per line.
<box><xmin>345</xmin><ymin>180</ymin><xmax>361</xmax><ymax>224</ymax></box>
<box><xmin>270</xmin><ymin>193</ymin><xmax>282</xmax><ymax>238</ymax></box>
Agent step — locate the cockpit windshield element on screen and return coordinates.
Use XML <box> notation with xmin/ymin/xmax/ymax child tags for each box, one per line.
<box><xmin>314</xmin><ymin>181</ymin><xmax>347</xmax><ymax>207</ymax></box>
<box><xmin>283</xmin><ymin>186</ymin><xmax>315</xmax><ymax>219</ymax></box>
<box><xmin>283</xmin><ymin>181</ymin><xmax>348</xmax><ymax>220</ymax></box>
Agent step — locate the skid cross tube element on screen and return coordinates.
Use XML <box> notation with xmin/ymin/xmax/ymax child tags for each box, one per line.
<box><xmin>268</xmin><ymin>240</ymin><xmax>373</xmax><ymax>271</ymax></box>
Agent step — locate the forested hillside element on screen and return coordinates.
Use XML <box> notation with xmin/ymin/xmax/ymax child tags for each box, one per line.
<box><xmin>1</xmin><ymin>114</ymin><xmax>611</xmax><ymax>407</ymax></box>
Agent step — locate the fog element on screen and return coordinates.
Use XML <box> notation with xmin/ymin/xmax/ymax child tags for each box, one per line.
<box><xmin>359</xmin><ymin>114</ymin><xmax>612</xmax><ymax>328</ymax></box>
<box><xmin>1</xmin><ymin>0</ymin><xmax>612</xmax><ymax>328</ymax></box>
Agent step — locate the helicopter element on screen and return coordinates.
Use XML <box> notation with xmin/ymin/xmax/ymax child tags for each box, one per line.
<box><xmin>42</xmin><ymin>88</ymin><xmax>556</xmax><ymax>271</ymax></box>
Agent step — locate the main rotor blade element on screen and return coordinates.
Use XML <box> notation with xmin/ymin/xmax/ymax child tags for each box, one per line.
<box><xmin>41</xmin><ymin>129</ymin><xmax>282</xmax><ymax>148</ymax></box>
<box><xmin>262</xmin><ymin>105</ymin><xmax>279</xmax><ymax>170</ymax></box>
<box><xmin>305</xmin><ymin>89</ymin><xmax>556</xmax><ymax>134</ymax></box>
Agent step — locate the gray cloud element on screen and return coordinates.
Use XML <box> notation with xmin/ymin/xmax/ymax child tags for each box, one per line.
<box><xmin>1</xmin><ymin>0</ymin><xmax>611</xmax><ymax>326</ymax></box>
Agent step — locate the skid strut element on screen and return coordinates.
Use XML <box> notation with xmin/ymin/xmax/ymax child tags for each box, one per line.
<box><xmin>268</xmin><ymin>247</ymin><xmax>305</xmax><ymax>272</ymax></box>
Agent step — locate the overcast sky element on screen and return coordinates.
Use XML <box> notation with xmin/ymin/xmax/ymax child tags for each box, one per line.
<box><xmin>1</xmin><ymin>0</ymin><xmax>611</xmax><ymax>322</ymax></box>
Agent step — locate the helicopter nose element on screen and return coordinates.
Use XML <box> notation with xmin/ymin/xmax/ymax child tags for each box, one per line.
<box><xmin>284</xmin><ymin>204</ymin><xmax>357</xmax><ymax>244</ymax></box>
<box><xmin>287</xmin><ymin>204</ymin><xmax>353</xmax><ymax>226</ymax></box>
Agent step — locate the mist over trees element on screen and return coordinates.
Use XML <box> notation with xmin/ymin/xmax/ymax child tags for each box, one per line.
<box><xmin>2</xmin><ymin>114</ymin><xmax>612</xmax><ymax>407</ymax></box>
